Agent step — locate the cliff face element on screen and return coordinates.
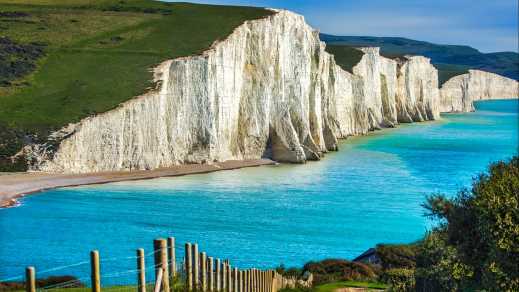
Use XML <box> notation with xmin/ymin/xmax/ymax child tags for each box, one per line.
<box><xmin>396</xmin><ymin>56</ymin><xmax>440</xmax><ymax>122</ymax></box>
<box><xmin>440</xmin><ymin>70</ymin><xmax>519</xmax><ymax>112</ymax></box>
<box><xmin>27</xmin><ymin>10</ymin><xmax>498</xmax><ymax>173</ymax></box>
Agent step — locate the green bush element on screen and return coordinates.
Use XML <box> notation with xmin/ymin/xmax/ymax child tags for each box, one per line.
<box><xmin>0</xmin><ymin>122</ymin><xmax>27</xmax><ymax>172</ymax></box>
<box><xmin>303</xmin><ymin>259</ymin><xmax>378</xmax><ymax>285</ymax></box>
<box><xmin>276</xmin><ymin>264</ymin><xmax>303</xmax><ymax>278</ymax></box>
<box><xmin>376</xmin><ymin>244</ymin><xmax>417</xmax><ymax>270</ymax></box>
<box><xmin>415</xmin><ymin>232</ymin><xmax>474</xmax><ymax>292</ymax></box>
<box><xmin>0</xmin><ymin>275</ymin><xmax>84</xmax><ymax>291</ymax></box>
<box><xmin>0</xmin><ymin>37</ymin><xmax>45</xmax><ymax>86</ymax></box>
<box><xmin>380</xmin><ymin>268</ymin><xmax>415</xmax><ymax>292</ymax></box>
<box><xmin>417</xmin><ymin>156</ymin><xmax>519</xmax><ymax>291</ymax></box>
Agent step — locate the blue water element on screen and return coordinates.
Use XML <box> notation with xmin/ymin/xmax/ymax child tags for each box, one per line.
<box><xmin>1</xmin><ymin>100</ymin><xmax>517</xmax><ymax>284</ymax></box>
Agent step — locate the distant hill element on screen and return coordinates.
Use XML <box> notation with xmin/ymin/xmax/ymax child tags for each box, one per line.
<box><xmin>320</xmin><ymin>34</ymin><xmax>519</xmax><ymax>85</ymax></box>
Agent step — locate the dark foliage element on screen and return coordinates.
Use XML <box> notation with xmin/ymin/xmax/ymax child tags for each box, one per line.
<box><xmin>0</xmin><ymin>11</ymin><xmax>30</xmax><ymax>18</ymax></box>
<box><xmin>324</xmin><ymin>45</ymin><xmax>364</xmax><ymax>73</ymax></box>
<box><xmin>0</xmin><ymin>122</ymin><xmax>27</xmax><ymax>172</ymax></box>
<box><xmin>0</xmin><ymin>37</ymin><xmax>46</xmax><ymax>86</ymax></box>
<box><xmin>0</xmin><ymin>275</ymin><xmax>84</xmax><ymax>291</ymax></box>
<box><xmin>276</xmin><ymin>264</ymin><xmax>303</xmax><ymax>278</ymax></box>
<box><xmin>303</xmin><ymin>259</ymin><xmax>378</xmax><ymax>285</ymax></box>
<box><xmin>375</xmin><ymin>244</ymin><xmax>417</xmax><ymax>270</ymax></box>
<box><xmin>416</xmin><ymin>156</ymin><xmax>519</xmax><ymax>291</ymax></box>
<box><xmin>380</xmin><ymin>268</ymin><xmax>415</xmax><ymax>292</ymax></box>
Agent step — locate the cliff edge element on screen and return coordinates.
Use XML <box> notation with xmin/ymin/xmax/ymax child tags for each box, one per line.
<box><xmin>25</xmin><ymin>10</ymin><xmax>518</xmax><ymax>173</ymax></box>
<box><xmin>440</xmin><ymin>70</ymin><xmax>518</xmax><ymax>112</ymax></box>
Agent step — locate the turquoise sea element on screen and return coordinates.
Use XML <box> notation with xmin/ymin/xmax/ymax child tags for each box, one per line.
<box><xmin>0</xmin><ymin>100</ymin><xmax>517</xmax><ymax>283</ymax></box>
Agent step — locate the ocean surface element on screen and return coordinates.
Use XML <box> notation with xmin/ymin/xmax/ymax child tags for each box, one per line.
<box><xmin>1</xmin><ymin>99</ymin><xmax>517</xmax><ymax>284</ymax></box>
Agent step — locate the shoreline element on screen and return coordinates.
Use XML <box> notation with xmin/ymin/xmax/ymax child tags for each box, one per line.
<box><xmin>0</xmin><ymin>159</ymin><xmax>276</xmax><ymax>209</ymax></box>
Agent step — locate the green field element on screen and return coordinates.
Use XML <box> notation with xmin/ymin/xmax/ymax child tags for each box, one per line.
<box><xmin>0</xmin><ymin>0</ymin><xmax>272</xmax><ymax>170</ymax></box>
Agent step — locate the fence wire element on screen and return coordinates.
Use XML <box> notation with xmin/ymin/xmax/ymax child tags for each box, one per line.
<box><xmin>2</xmin><ymin>238</ymin><xmax>304</xmax><ymax>292</ymax></box>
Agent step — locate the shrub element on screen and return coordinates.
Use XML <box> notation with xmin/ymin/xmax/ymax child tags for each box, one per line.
<box><xmin>0</xmin><ymin>122</ymin><xmax>27</xmax><ymax>172</ymax></box>
<box><xmin>303</xmin><ymin>259</ymin><xmax>377</xmax><ymax>285</ymax></box>
<box><xmin>0</xmin><ymin>275</ymin><xmax>84</xmax><ymax>291</ymax></box>
<box><xmin>418</xmin><ymin>156</ymin><xmax>519</xmax><ymax>291</ymax></box>
<box><xmin>276</xmin><ymin>264</ymin><xmax>303</xmax><ymax>278</ymax></box>
<box><xmin>381</xmin><ymin>268</ymin><xmax>415</xmax><ymax>292</ymax></box>
<box><xmin>376</xmin><ymin>244</ymin><xmax>417</xmax><ymax>270</ymax></box>
<box><xmin>0</xmin><ymin>37</ymin><xmax>46</xmax><ymax>86</ymax></box>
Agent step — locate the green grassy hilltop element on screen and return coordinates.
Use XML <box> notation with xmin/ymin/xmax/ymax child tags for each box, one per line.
<box><xmin>0</xmin><ymin>0</ymin><xmax>272</xmax><ymax>170</ymax></box>
<box><xmin>320</xmin><ymin>34</ymin><xmax>519</xmax><ymax>85</ymax></box>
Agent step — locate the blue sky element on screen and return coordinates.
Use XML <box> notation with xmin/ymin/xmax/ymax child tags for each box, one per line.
<box><xmin>166</xmin><ymin>0</ymin><xmax>518</xmax><ymax>53</ymax></box>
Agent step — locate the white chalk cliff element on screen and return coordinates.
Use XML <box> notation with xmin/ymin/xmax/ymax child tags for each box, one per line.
<box><xmin>28</xmin><ymin>10</ymin><xmax>518</xmax><ymax>173</ymax></box>
<box><xmin>440</xmin><ymin>70</ymin><xmax>518</xmax><ymax>112</ymax></box>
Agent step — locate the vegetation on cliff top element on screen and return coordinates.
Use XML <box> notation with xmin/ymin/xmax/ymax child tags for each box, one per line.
<box><xmin>321</xmin><ymin>34</ymin><xmax>518</xmax><ymax>85</ymax></box>
<box><xmin>0</xmin><ymin>0</ymin><xmax>273</xmax><ymax>170</ymax></box>
<box><xmin>324</xmin><ymin>45</ymin><xmax>364</xmax><ymax>74</ymax></box>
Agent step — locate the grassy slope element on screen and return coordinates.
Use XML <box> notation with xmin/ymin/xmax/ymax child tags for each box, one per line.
<box><xmin>324</xmin><ymin>45</ymin><xmax>364</xmax><ymax>74</ymax></box>
<box><xmin>320</xmin><ymin>34</ymin><xmax>519</xmax><ymax>85</ymax></box>
<box><xmin>434</xmin><ymin>63</ymin><xmax>470</xmax><ymax>85</ymax></box>
<box><xmin>0</xmin><ymin>0</ymin><xmax>273</xmax><ymax>134</ymax></box>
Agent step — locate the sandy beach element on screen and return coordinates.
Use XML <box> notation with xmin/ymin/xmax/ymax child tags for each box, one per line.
<box><xmin>0</xmin><ymin>159</ymin><xmax>275</xmax><ymax>208</ymax></box>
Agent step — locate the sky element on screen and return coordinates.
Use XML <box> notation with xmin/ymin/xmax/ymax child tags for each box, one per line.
<box><xmin>166</xmin><ymin>0</ymin><xmax>518</xmax><ymax>53</ymax></box>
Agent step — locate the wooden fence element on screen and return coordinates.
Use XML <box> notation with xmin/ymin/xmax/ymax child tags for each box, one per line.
<box><xmin>23</xmin><ymin>237</ymin><xmax>312</xmax><ymax>292</ymax></box>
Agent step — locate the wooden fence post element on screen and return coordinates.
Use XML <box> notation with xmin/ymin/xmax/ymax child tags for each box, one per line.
<box><xmin>269</xmin><ymin>271</ymin><xmax>273</xmax><ymax>292</ymax></box>
<box><xmin>238</xmin><ymin>271</ymin><xmax>243</xmax><ymax>292</ymax></box>
<box><xmin>251</xmin><ymin>269</ymin><xmax>255</xmax><ymax>292</ymax></box>
<box><xmin>25</xmin><ymin>267</ymin><xmax>35</xmax><ymax>292</ymax></box>
<box><xmin>137</xmin><ymin>249</ymin><xmax>146</xmax><ymax>292</ymax></box>
<box><xmin>193</xmin><ymin>244</ymin><xmax>199</xmax><ymax>289</ymax></box>
<box><xmin>221</xmin><ymin>261</ymin><xmax>227</xmax><ymax>292</ymax></box>
<box><xmin>227</xmin><ymin>264</ymin><xmax>232</xmax><ymax>292</ymax></box>
<box><xmin>233</xmin><ymin>268</ymin><xmax>238</xmax><ymax>292</ymax></box>
<box><xmin>208</xmin><ymin>257</ymin><xmax>214</xmax><ymax>291</ymax></box>
<box><xmin>250</xmin><ymin>269</ymin><xmax>254</xmax><ymax>292</ymax></box>
<box><xmin>272</xmin><ymin>272</ymin><xmax>277</xmax><ymax>292</ymax></box>
<box><xmin>185</xmin><ymin>243</ymin><xmax>193</xmax><ymax>291</ymax></box>
<box><xmin>271</xmin><ymin>270</ymin><xmax>275</xmax><ymax>292</ymax></box>
<box><xmin>243</xmin><ymin>270</ymin><xmax>249</xmax><ymax>292</ymax></box>
<box><xmin>254</xmin><ymin>269</ymin><xmax>261</xmax><ymax>292</ymax></box>
<box><xmin>201</xmin><ymin>252</ymin><xmax>207</xmax><ymax>292</ymax></box>
<box><xmin>167</xmin><ymin>237</ymin><xmax>176</xmax><ymax>279</ymax></box>
<box><xmin>266</xmin><ymin>271</ymin><xmax>269</xmax><ymax>292</ymax></box>
<box><xmin>246</xmin><ymin>270</ymin><xmax>250</xmax><ymax>292</ymax></box>
<box><xmin>264</xmin><ymin>271</ymin><xmax>267</xmax><ymax>292</ymax></box>
<box><xmin>154</xmin><ymin>239</ymin><xmax>169</xmax><ymax>292</ymax></box>
<box><xmin>249</xmin><ymin>270</ymin><xmax>253</xmax><ymax>292</ymax></box>
<box><xmin>261</xmin><ymin>271</ymin><xmax>265</xmax><ymax>292</ymax></box>
<box><xmin>90</xmin><ymin>250</ymin><xmax>100</xmax><ymax>292</ymax></box>
<box><xmin>154</xmin><ymin>267</ymin><xmax>164</xmax><ymax>292</ymax></box>
<box><xmin>216</xmin><ymin>259</ymin><xmax>221</xmax><ymax>292</ymax></box>
<box><xmin>259</xmin><ymin>271</ymin><xmax>263</xmax><ymax>292</ymax></box>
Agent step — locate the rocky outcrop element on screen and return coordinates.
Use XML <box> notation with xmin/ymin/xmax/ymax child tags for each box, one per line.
<box><xmin>440</xmin><ymin>70</ymin><xmax>519</xmax><ymax>112</ymax></box>
<box><xmin>396</xmin><ymin>56</ymin><xmax>440</xmax><ymax>122</ymax></box>
<box><xmin>26</xmin><ymin>10</ymin><xmax>501</xmax><ymax>173</ymax></box>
